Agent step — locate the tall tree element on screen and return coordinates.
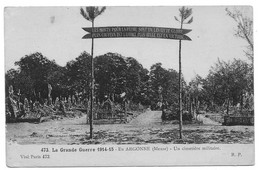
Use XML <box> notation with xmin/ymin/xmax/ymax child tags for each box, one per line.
<box><xmin>14</xmin><ymin>52</ymin><xmax>58</xmax><ymax>102</ymax></box>
<box><xmin>174</xmin><ymin>6</ymin><xmax>193</xmax><ymax>139</ymax></box>
<box><xmin>80</xmin><ymin>6</ymin><xmax>106</xmax><ymax>138</ymax></box>
<box><xmin>226</xmin><ymin>8</ymin><xmax>253</xmax><ymax>101</ymax></box>
<box><xmin>188</xmin><ymin>75</ymin><xmax>204</xmax><ymax>114</ymax></box>
<box><xmin>226</xmin><ymin>8</ymin><xmax>253</xmax><ymax>62</ymax></box>
<box><xmin>149</xmin><ymin>63</ymin><xmax>169</xmax><ymax>110</ymax></box>
<box><xmin>46</xmin><ymin>65</ymin><xmax>68</xmax><ymax>101</ymax></box>
<box><xmin>95</xmin><ymin>53</ymin><xmax>127</xmax><ymax>103</ymax></box>
<box><xmin>149</xmin><ymin>63</ymin><xmax>179</xmax><ymax>111</ymax></box>
<box><xmin>203</xmin><ymin>58</ymin><xmax>251</xmax><ymax>114</ymax></box>
<box><xmin>125</xmin><ymin>57</ymin><xmax>148</xmax><ymax>103</ymax></box>
<box><xmin>66</xmin><ymin>51</ymin><xmax>92</xmax><ymax>98</ymax></box>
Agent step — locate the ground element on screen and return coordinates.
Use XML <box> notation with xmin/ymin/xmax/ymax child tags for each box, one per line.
<box><xmin>6</xmin><ymin>110</ymin><xmax>254</xmax><ymax>145</ymax></box>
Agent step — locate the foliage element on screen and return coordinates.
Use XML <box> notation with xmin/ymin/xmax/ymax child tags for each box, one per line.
<box><xmin>80</xmin><ymin>6</ymin><xmax>106</xmax><ymax>22</ymax></box>
<box><xmin>175</xmin><ymin>6</ymin><xmax>193</xmax><ymax>27</ymax></box>
<box><xmin>7</xmin><ymin>53</ymin><xmax>59</xmax><ymax>102</ymax></box>
<box><xmin>95</xmin><ymin>53</ymin><xmax>127</xmax><ymax>102</ymax></box>
<box><xmin>5</xmin><ymin>51</ymin><xmax>253</xmax><ymax>117</ymax></box>
<box><xmin>226</xmin><ymin>8</ymin><xmax>253</xmax><ymax>62</ymax></box>
<box><xmin>193</xmin><ymin>58</ymin><xmax>253</xmax><ymax>114</ymax></box>
<box><xmin>6</xmin><ymin>51</ymin><xmax>182</xmax><ymax>111</ymax></box>
<box><xmin>66</xmin><ymin>51</ymin><xmax>92</xmax><ymax>98</ymax></box>
<box><xmin>148</xmin><ymin>63</ymin><xmax>180</xmax><ymax>110</ymax></box>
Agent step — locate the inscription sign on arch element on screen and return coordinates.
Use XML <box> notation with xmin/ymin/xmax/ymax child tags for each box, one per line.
<box><xmin>82</xmin><ymin>26</ymin><xmax>192</xmax><ymax>41</ymax></box>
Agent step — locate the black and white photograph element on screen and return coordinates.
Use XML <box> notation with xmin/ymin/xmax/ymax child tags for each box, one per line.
<box><xmin>4</xmin><ymin>5</ymin><xmax>255</xmax><ymax>167</ymax></box>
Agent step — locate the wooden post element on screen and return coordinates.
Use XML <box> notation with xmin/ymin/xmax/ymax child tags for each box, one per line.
<box><xmin>178</xmin><ymin>21</ymin><xmax>183</xmax><ymax>139</ymax></box>
<box><xmin>89</xmin><ymin>21</ymin><xmax>94</xmax><ymax>139</ymax></box>
<box><xmin>178</xmin><ymin>39</ymin><xmax>183</xmax><ymax>139</ymax></box>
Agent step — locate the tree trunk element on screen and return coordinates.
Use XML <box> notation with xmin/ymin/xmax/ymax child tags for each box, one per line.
<box><xmin>240</xmin><ymin>93</ymin><xmax>243</xmax><ymax>113</ymax></box>
<box><xmin>226</xmin><ymin>98</ymin><xmax>230</xmax><ymax>115</ymax></box>
<box><xmin>189</xmin><ymin>94</ymin><xmax>191</xmax><ymax>116</ymax></box>
<box><xmin>186</xmin><ymin>95</ymin><xmax>189</xmax><ymax>111</ymax></box>
<box><xmin>124</xmin><ymin>100</ymin><xmax>127</xmax><ymax>121</ymax></box>
<box><xmin>192</xmin><ymin>98</ymin><xmax>195</xmax><ymax>117</ymax></box>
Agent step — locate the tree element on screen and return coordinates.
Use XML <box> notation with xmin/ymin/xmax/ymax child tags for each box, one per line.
<box><xmin>46</xmin><ymin>65</ymin><xmax>68</xmax><ymax>102</ymax></box>
<box><xmin>149</xmin><ymin>63</ymin><xmax>168</xmax><ymax>110</ymax></box>
<box><xmin>14</xmin><ymin>52</ymin><xmax>58</xmax><ymax>103</ymax></box>
<box><xmin>66</xmin><ymin>51</ymin><xmax>92</xmax><ymax>99</ymax></box>
<box><xmin>163</xmin><ymin>69</ymin><xmax>179</xmax><ymax>108</ymax></box>
<box><xmin>226</xmin><ymin>8</ymin><xmax>253</xmax><ymax>103</ymax></box>
<box><xmin>203</xmin><ymin>58</ymin><xmax>251</xmax><ymax>114</ymax></box>
<box><xmin>125</xmin><ymin>57</ymin><xmax>149</xmax><ymax>104</ymax></box>
<box><xmin>149</xmin><ymin>63</ymin><xmax>179</xmax><ymax>111</ymax></box>
<box><xmin>80</xmin><ymin>6</ymin><xmax>106</xmax><ymax>138</ymax></box>
<box><xmin>186</xmin><ymin>75</ymin><xmax>206</xmax><ymax>117</ymax></box>
<box><xmin>174</xmin><ymin>6</ymin><xmax>193</xmax><ymax>139</ymax></box>
<box><xmin>94</xmin><ymin>53</ymin><xmax>149</xmax><ymax>105</ymax></box>
<box><xmin>137</xmin><ymin>66</ymin><xmax>150</xmax><ymax>106</ymax></box>
<box><xmin>5</xmin><ymin>69</ymin><xmax>19</xmax><ymax>96</ymax></box>
<box><xmin>95</xmin><ymin>53</ymin><xmax>127</xmax><ymax>103</ymax></box>
<box><xmin>201</xmin><ymin>73</ymin><xmax>219</xmax><ymax>111</ymax></box>
<box><xmin>226</xmin><ymin>8</ymin><xmax>253</xmax><ymax>63</ymax></box>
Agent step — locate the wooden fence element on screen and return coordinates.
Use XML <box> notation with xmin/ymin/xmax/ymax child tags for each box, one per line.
<box><xmin>223</xmin><ymin>115</ymin><xmax>254</xmax><ymax>126</ymax></box>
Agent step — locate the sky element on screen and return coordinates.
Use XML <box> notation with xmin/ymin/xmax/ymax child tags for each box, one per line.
<box><xmin>4</xmin><ymin>6</ymin><xmax>252</xmax><ymax>82</ymax></box>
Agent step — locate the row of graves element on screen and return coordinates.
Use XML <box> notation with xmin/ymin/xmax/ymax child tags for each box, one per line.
<box><xmin>6</xmin><ymin>86</ymin><xmax>84</xmax><ymax>123</ymax></box>
<box><xmin>92</xmin><ymin>99</ymin><xmax>145</xmax><ymax>124</ymax></box>
<box><xmin>222</xmin><ymin>94</ymin><xmax>254</xmax><ymax>126</ymax></box>
<box><xmin>6</xmin><ymin>85</ymin><xmax>145</xmax><ymax>124</ymax></box>
<box><xmin>206</xmin><ymin>94</ymin><xmax>254</xmax><ymax>126</ymax></box>
<box><xmin>160</xmin><ymin>93</ymin><xmax>254</xmax><ymax>126</ymax></box>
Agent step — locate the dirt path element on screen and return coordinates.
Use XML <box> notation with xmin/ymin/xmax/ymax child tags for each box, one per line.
<box><xmin>129</xmin><ymin>110</ymin><xmax>162</xmax><ymax>127</ymax></box>
<box><xmin>197</xmin><ymin>114</ymin><xmax>221</xmax><ymax>125</ymax></box>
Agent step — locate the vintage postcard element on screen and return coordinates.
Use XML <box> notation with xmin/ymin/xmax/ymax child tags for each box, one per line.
<box><xmin>5</xmin><ymin>6</ymin><xmax>254</xmax><ymax>167</ymax></box>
